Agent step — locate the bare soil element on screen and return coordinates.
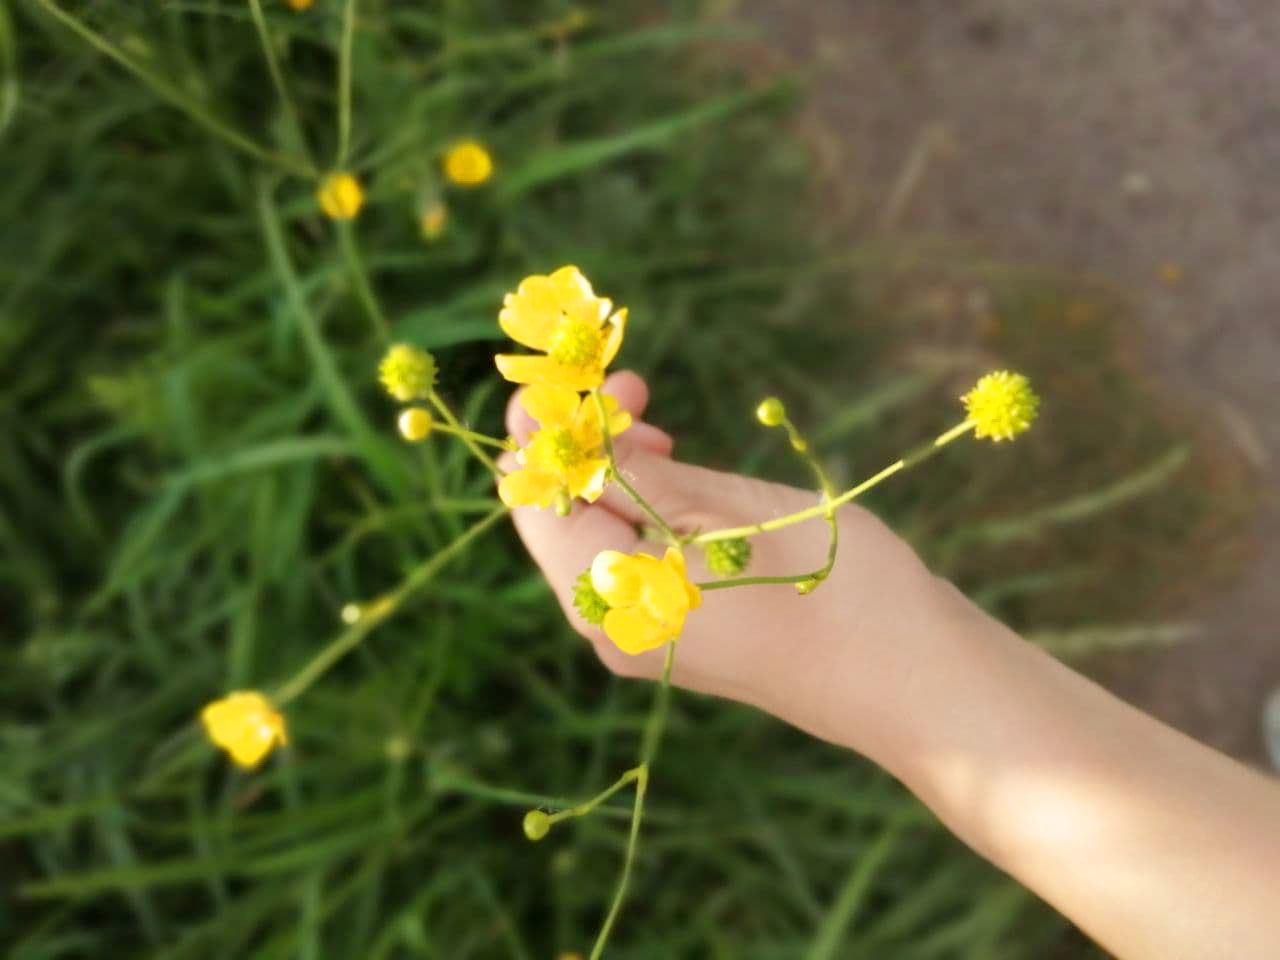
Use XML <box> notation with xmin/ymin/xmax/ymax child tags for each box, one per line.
<box><xmin>741</xmin><ymin>0</ymin><xmax>1280</xmax><ymax>763</ymax></box>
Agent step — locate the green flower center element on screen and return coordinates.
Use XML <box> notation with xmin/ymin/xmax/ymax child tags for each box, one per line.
<box><xmin>544</xmin><ymin>428</ymin><xmax>583</xmax><ymax>472</ymax></box>
<box><xmin>548</xmin><ymin>313</ymin><xmax>603</xmax><ymax>369</ymax></box>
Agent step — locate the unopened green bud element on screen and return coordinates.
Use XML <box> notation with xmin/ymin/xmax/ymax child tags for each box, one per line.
<box><xmin>523</xmin><ymin>810</ymin><xmax>551</xmax><ymax>841</ymax></box>
<box><xmin>554</xmin><ymin>489</ymin><xmax>573</xmax><ymax>517</ymax></box>
<box><xmin>703</xmin><ymin>538</ymin><xmax>752</xmax><ymax>578</ymax></box>
<box><xmin>795</xmin><ymin>577</ymin><xmax>820</xmax><ymax>595</ymax></box>
<box><xmin>572</xmin><ymin>570</ymin><xmax>610</xmax><ymax>625</ymax></box>
<box><xmin>756</xmin><ymin>397</ymin><xmax>786</xmax><ymax>427</ymax></box>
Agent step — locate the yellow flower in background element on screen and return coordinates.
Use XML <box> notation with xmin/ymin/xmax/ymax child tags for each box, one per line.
<box><xmin>962</xmin><ymin>371</ymin><xmax>1040</xmax><ymax>442</ymax></box>
<box><xmin>316</xmin><ymin>172</ymin><xmax>364</xmax><ymax>220</ymax></box>
<box><xmin>494</xmin><ymin>266</ymin><xmax>627</xmax><ymax>391</ymax></box>
<box><xmin>201</xmin><ymin>691</ymin><xmax>288</xmax><ymax>768</ymax></box>
<box><xmin>498</xmin><ymin>384</ymin><xmax>631</xmax><ymax>510</ymax></box>
<box><xmin>443</xmin><ymin>140</ymin><xmax>494</xmax><ymax>187</ymax></box>
<box><xmin>286</xmin><ymin>0</ymin><xmax>314</xmax><ymax>10</ymax></box>
<box><xmin>419</xmin><ymin>200</ymin><xmax>448</xmax><ymax>241</ymax></box>
<box><xmin>378</xmin><ymin>343</ymin><xmax>437</xmax><ymax>402</ymax></box>
<box><xmin>590</xmin><ymin>548</ymin><xmax>702</xmax><ymax>655</ymax></box>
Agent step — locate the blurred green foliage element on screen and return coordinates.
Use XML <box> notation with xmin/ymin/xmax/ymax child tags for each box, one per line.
<box><xmin>0</xmin><ymin>0</ymin><xmax>1248</xmax><ymax>957</ymax></box>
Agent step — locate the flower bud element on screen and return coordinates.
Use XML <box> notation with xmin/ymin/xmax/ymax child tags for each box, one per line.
<box><xmin>756</xmin><ymin>397</ymin><xmax>786</xmax><ymax>427</ymax></box>
<box><xmin>795</xmin><ymin>577</ymin><xmax>820</xmax><ymax>595</ymax></box>
<box><xmin>397</xmin><ymin>407</ymin><xmax>434</xmax><ymax>442</ymax></box>
<box><xmin>554</xmin><ymin>489</ymin><xmax>573</xmax><ymax>517</ymax></box>
<box><xmin>523</xmin><ymin>810</ymin><xmax>551</xmax><ymax>841</ymax></box>
<box><xmin>703</xmin><ymin>538</ymin><xmax>752</xmax><ymax>578</ymax></box>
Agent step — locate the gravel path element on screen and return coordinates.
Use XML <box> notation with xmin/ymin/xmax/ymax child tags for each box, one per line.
<box><xmin>744</xmin><ymin>0</ymin><xmax>1280</xmax><ymax>762</ymax></box>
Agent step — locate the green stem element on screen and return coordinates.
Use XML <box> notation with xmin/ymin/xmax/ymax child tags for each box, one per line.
<box><xmin>694</xmin><ymin>418</ymin><xmax>977</xmax><ymax>545</ymax></box>
<box><xmin>247</xmin><ymin>0</ymin><xmax>314</xmax><ymax>169</ymax></box>
<box><xmin>544</xmin><ymin>766</ymin><xmax>643</xmax><ymax>828</ymax></box>
<box><xmin>698</xmin><ymin>572</ymin><xmax>816</xmax><ymax>591</ymax></box>
<box><xmin>429</xmin><ymin>423</ymin><xmax>514</xmax><ymax>451</ymax></box>
<box><xmin>34</xmin><ymin>0</ymin><xmax>314</xmax><ymax>178</ymax></box>
<box><xmin>428</xmin><ymin>391</ymin><xmax>504</xmax><ymax>477</ymax></box>
<box><xmin>589</xmin><ymin>641</ymin><xmax>678</xmax><ymax>960</ymax></box>
<box><xmin>274</xmin><ymin>505</ymin><xmax>508</xmax><ymax>703</ymax></box>
<box><xmin>336</xmin><ymin>221</ymin><xmax>390</xmax><ymax>341</ymax></box>
<box><xmin>591</xmin><ymin>389</ymin><xmax>679</xmax><ymax>546</ymax></box>
<box><xmin>336</xmin><ymin>0</ymin><xmax>358</xmax><ymax>168</ymax></box>
<box><xmin>780</xmin><ymin>413</ymin><xmax>840</xmax><ymax>586</ymax></box>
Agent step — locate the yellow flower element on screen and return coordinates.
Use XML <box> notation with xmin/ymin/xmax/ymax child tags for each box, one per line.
<box><xmin>443</xmin><ymin>140</ymin><xmax>494</xmax><ymax>187</ymax></box>
<box><xmin>590</xmin><ymin>548</ymin><xmax>702</xmax><ymax>655</ymax></box>
<box><xmin>498</xmin><ymin>385</ymin><xmax>631</xmax><ymax>510</ymax></box>
<box><xmin>494</xmin><ymin>266</ymin><xmax>627</xmax><ymax>391</ymax></box>
<box><xmin>201</xmin><ymin>691</ymin><xmax>288</xmax><ymax>768</ymax></box>
<box><xmin>378</xmin><ymin>343</ymin><xmax>437</xmax><ymax>402</ymax></box>
<box><xmin>419</xmin><ymin>200</ymin><xmax>448</xmax><ymax>240</ymax></box>
<box><xmin>962</xmin><ymin>370</ymin><xmax>1040</xmax><ymax>441</ymax></box>
<box><xmin>286</xmin><ymin>0</ymin><xmax>313</xmax><ymax>9</ymax></box>
<box><xmin>316</xmin><ymin>172</ymin><xmax>364</xmax><ymax>220</ymax></box>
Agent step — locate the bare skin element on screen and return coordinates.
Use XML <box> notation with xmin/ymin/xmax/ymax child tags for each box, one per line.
<box><xmin>503</xmin><ymin>371</ymin><xmax>1280</xmax><ymax>960</ymax></box>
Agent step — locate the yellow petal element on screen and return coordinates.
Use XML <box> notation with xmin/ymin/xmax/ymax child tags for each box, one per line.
<box><xmin>591</xmin><ymin>550</ymin><xmax>643</xmax><ymax>606</ymax></box>
<box><xmin>548</xmin><ymin>265</ymin><xmax>595</xmax><ymax>305</ymax></box>
<box><xmin>519</xmin><ymin>383</ymin><xmax>580</xmax><ymax>428</ymax></box>
<box><xmin>602</xmin><ymin>606</ymin><xmax>669</xmax><ymax>655</ymax></box>
<box><xmin>600</xmin><ymin>308</ymin><xmax>627</xmax><ymax>369</ymax></box>
<box><xmin>662</xmin><ymin>548</ymin><xmax>703</xmax><ymax>611</ymax></box>
<box><xmin>201</xmin><ymin>692</ymin><xmax>286</xmax><ymax>769</ymax></box>
<box><xmin>498</xmin><ymin>467</ymin><xmax>562</xmax><ymax>509</ymax></box>
<box><xmin>567</xmin><ymin>459</ymin><xmax>609</xmax><ymax>502</ymax></box>
<box><xmin>572</xmin><ymin>392</ymin><xmax>630</xmax><ymax>448</ymax></box>
<box><xmin>495</xmin><ymin>353</ymin><xmax>602</xmax><ymax>391</ymax></box>
<box><xmin>639</xmin><ymin>557</ymin><xmax>689</xmax><ymax>620</ymax></box>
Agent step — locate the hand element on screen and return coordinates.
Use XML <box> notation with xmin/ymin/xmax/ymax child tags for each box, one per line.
<box><xmin>502</xmin><ymin>371</ymin><xmax>960</xmax><ymax>760</ymax></box>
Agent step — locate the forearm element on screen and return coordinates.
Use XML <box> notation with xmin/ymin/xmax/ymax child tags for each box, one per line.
<box><xmin>848</xmin><ymin>581</ymin><xmax>1280</xmax><ymax>959</ymax></box>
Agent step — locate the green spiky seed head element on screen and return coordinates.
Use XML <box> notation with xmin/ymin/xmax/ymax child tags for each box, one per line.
<box><xmin>703</xmin><ymin>538</ymin><xmax>752</xmax><ymax>578</ymax></box>
<box><xmin>572</xmin><ymin>570</ymin><xmax>609</xmax><ymax>625</ymax></box>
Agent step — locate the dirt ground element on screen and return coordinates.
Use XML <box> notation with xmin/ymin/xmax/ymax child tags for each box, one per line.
<box><xmin>740</xmin><ymin>0</ymin><xmax>1280</xmax><ymax>764</ymax></box>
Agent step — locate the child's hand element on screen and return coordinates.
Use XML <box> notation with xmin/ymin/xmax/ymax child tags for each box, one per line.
<box><xmin>502</xmin><ymin>371</ymin><xmax>959</xmax><ymax>758</ymax></box>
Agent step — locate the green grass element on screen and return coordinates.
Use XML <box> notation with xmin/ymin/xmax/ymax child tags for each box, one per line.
<box><xmin>0</xmin><ymin>1</ymin><xmax>1249</xmax><ymax>957</ymax></box>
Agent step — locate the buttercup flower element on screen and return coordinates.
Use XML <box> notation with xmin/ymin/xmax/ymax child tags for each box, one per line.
<box><xmin>443</xmin><ymin>140</ymin><xmax>494</xmax><ymax>187</ymax></box>
<box><xmin>286</xmin><ymin>0</ymin><xmax>313</xmax><ymax>9</ymax></box>
<box><xmin>316</xmin><ymin>172</ymin><xmax>364</xmax><ymax>220</ymax></box>
<box><xmin>498</xmin><ymin>384</ymin><xmax>631</xmax><ymax>510</ymax></box>
<box><xmin>378</xmin><ymin>343</ymin><xmax>437</xmax><ymax>402</ymax></box>
<box><xmin>962</xmin><ymin>371</ymin><xmax>1040</xmax><ymax>442</ymax></box>
<box><xmin>201</xmin><ymin>691</ymin><xmax>288</xmax><ymax>768</ymax></box>
<box><xmin>494</xmin><ymin>266</ymin><xmax>627</xmax><ymax>391</ymax></box>
<box><xmin>590</xmin><ymin>548</ymin><xmax>702</xmax><ymax>655</ymax></box>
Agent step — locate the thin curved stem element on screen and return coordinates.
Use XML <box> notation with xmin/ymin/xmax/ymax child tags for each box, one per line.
<box><xmin>336</xmin><ymin>0</ymin><xmax>358</xmax><ymax>168</ymax></box>
<box><xmin>428</xmin><ymin>391</ymin><xmax>504</xmax><ymax>477</ymax></box>
<box><xmin>35</xmin><ymin>0</ymin><xmax>315</xmax><ymax>178</ymax></box>
<box><xmin>589</xmin><ymin>641</ymin><xmax>677</xmax><ymax>960</ymax></box>
<box><xmin>274</xmin><ymin>504</ymin><xmax>508</xmax><ymax>704</ymax></box>
<box><xmin>591</xmin><ymin>389</ymin><xmax>679</xmax><ymax>546</ymax></box>
<box><xmin>247</xmin><ymin>0</ymin><xmax>314</xmax><ymax>169</ymax></box>
<box><xmin>694</xmin><ymin>419</ymin><xmax>977</xmax><ymax>545</ymax></box>
<box><xmin>336</xmin><ymin>221</ymin><xmax>390</xmax><ymax>341</ymax></box>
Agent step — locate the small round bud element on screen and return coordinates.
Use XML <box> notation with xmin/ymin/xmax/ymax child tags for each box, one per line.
<box><xmin>703</xmin><ymin>538</ymin><xmax>752</xmax><ymax>578</ymax></box>
<box><xmin>523</xmin><ymin>810</ymin><xmax>551</xmax><ymax>842</ymax></box>
<box><xmin>378</xmin><ymin>344</ymin><xmax>438</xmax><ymax>402</ymax></box>
<box><xmin>789</xmin><ymin>435</ymin><xmax>808</xmax><ymax>453</ymax></box>
<box><xmin>573</xmin><ymin>571</ymin><xmax>610</xmax><ymax>626</ymax></box>
<box><xmin>340</xmin><ymin>603</ymin><xmax>362</xmax><ymax>624</ymax></box>
<box><xmin>795</xmin><ymin>578</ymin><xmax>819</xmax><ymax>595</ymax></box>
<box><xmin>756</xmin><ymin>397</ymin><xmax>786</xmax><ymax>427</ymax></box>
<box><xmin>397</xmin><ymin>407</ymin><xmax>434</xmax><ymax>442</ymax></box>
<box><xmin>554</xmin><ymin>489</ymin><xmax>573</xmax><ymax>517</ymax></box>
<box><xmin>315</xmin><ymin>171</ymin><xmax>364</xmax><ymax>220</ymax></box>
